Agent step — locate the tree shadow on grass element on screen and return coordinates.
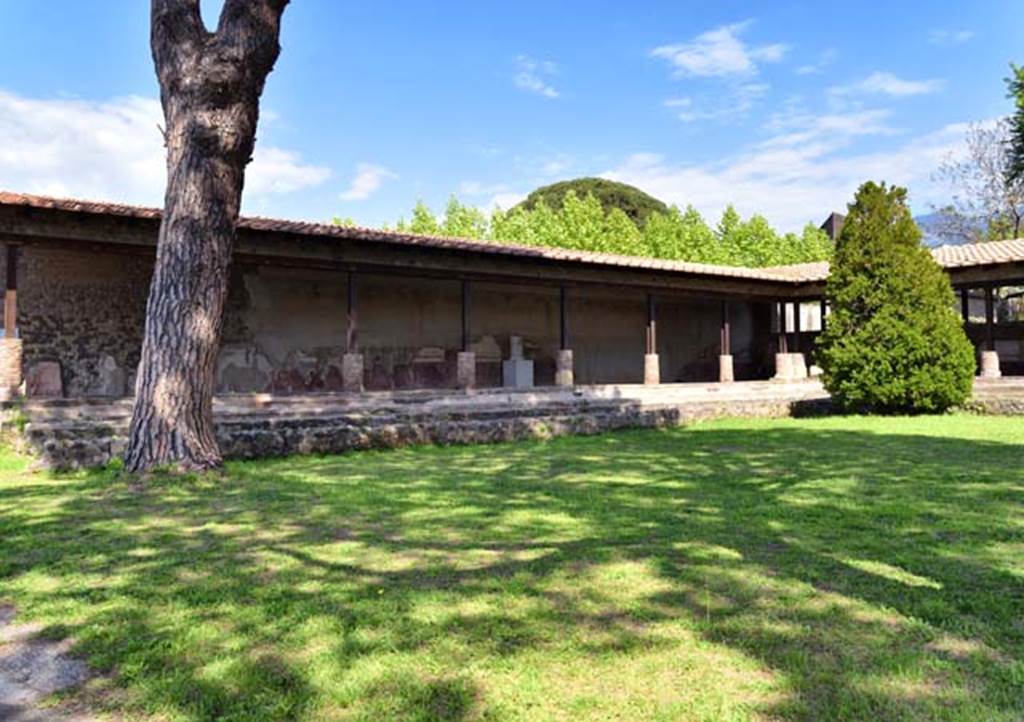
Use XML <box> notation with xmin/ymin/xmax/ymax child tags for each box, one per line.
<box><xmin>0</xmin><ymin>421</ymin><xmax>1022</xmax><ymax>719</ymax></box>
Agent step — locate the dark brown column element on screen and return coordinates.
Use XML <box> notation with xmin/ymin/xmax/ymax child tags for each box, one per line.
<box><xmin>346</xmin><ymin>270</ymin><xmax>357</xmax><ymax>353</ymax></box>
<box><xmin>559</xmin><ymin>286</ymin><xmax>569</xmax><ymax>351</ymax></box>
<box><xmin>720</xmin><ymin>300</ymin><xmax>731</xmax><ymax>355</ymax></box>
<box><xmin>0</xmin><ymin>244</ymin><xmax>21</xmax><ymax>400</ymax></box>
<box><xmin>960</xmin><ymin>287</ymin><xmax>970</xmax><ymax>327</ymax></box>
<box><xmin>645</xmin><ymin>293</ymin><xmax>657</xmax><ymax>354</ymax></box>
<box><xmin>4</xmin><ymin>245</ymin><xmax>17</xmax><ymax>339</ymax></box>
<box><xmin>984</xmin><ymin>286</ymin><xmax>996</xmax><ymax>351</ymax></box>
<box><xmin>819</xmin><ymin>298</ymin><xmax>827</xmax><ymax>333</ymax></box>
<box><xmin>776</xmin><ymin>301</ymin><xmax>788</xmax><ymax>353</ymax></box>
<box><xmin>556</xmin><ymin>286</ymin><xmax>574</xmax><ymax>386</ymax></box>
<box><xmin>461</xmin><ymin>279</ymin><xmax>471</xmax><ymax>352</ymax></box>
<box><xmin>643</xmin><ymin>293</ymin><xmax>659</xmax><ymax>384</ymax></box>
<box><xmin>456</xmin><ymin>279</ymin><xmax>476</xmax><ymax>389</ymax></box>
<box><xmin>793</xmin><ymin>301</ymin><xmax>802</xmax><ymax>352</ymax></box>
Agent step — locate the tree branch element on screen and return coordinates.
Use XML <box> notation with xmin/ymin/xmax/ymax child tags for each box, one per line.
<box><xmin>150</xmin><ymin>0</ymin><xmax>206</xmax><ymax>76</ymax></box>
<box><xmin>215</xmin><ymin>0</ymin><xmax>289</xmax><ymax>77</ymax></box>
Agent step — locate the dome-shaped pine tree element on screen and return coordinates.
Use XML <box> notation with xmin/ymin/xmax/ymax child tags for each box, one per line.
<box><xmin>818</xmin><ymin>181</ymin><xmax>975</xmax><ymax>413</ymax></box>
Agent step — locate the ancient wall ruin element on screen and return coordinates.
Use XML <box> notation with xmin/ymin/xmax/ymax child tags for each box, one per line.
<box><xmin>14</xmin><ymin>246</ymin><xmax>150</xmax><ymax>397</ymax></box>
<box><xmin>6</xmin><ymin>246</ymin><xmax>772</xmax><ymax>397</ymax></box>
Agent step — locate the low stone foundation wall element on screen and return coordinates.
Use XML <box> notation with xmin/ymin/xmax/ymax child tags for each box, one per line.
<box><xmin>13</xmin><ymin>375</ymin><xmax>1024</xmax><ymax>470</ymax></box>
<box><xmin>962</xmin><ymin>397</ymin><xmax>1024</xmax><ymax>415</ymax></box>
<box><xmin>15</xmin><ymin>383</ymin><xmax>833</xmax><ymax>470</ymax></box>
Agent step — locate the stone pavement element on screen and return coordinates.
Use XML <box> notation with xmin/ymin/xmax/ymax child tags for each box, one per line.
<box><xmin>0</xmin><ymin>606</ymin><xmax>93</xmax><ymax>722</ymax></box>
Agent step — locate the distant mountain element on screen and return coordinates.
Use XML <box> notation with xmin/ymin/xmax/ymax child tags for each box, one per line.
<box><xmin>914</xmin><ymin>212</ymin><xmax>977</xmax><ymax>248</ymax></box>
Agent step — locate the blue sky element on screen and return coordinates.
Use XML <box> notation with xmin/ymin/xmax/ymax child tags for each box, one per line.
<box><xmin>0</xmin><ymin>1</ymin><xmax>1021</xmax><ymax>231</ymax></box>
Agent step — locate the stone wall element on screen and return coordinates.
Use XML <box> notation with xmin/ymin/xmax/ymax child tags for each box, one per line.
<box><xmin>216</xmin><ymin>267</ymin><xmax>770</xmax><ymax>392</ymax></box>
<box><xmin>7</xmin><ymin>246</ymin><xmax>772</xmax><ymax>398</ymax></box>
<box><xmin>11</xmin><ymin>247</ymin><xmax>150</xmax><ymax>397</ymax></box>
<box><xmin>18</xmin><ymin>388</ymin><xmax>834</xmax><ymax>470</ymax></box>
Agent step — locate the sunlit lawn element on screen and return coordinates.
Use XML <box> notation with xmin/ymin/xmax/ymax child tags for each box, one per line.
<box><xmin>1</xmin><ymin>415</ymin><xmax>1023</xmax><ymax>721</ymax></box>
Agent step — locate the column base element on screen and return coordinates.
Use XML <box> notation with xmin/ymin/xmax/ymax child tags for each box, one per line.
<box><xmin>342</xmin><ymin>353</ymin><xmax>364</xmax><ymax>392</ymax></box>
<box><xmin>718</xmin><ymin>354</ymin><xmax>734</xmax><ymax>383</ymax></box>
<box><xmin>555</xmin><ymin>349</ymin><xmax>574</xmax><ymax>387</ymax></box>
<box><xmin>773</xmin><ymin>352</ymin><xmax>807</xmax><ymax>382</ymax></box>
<box><xmin>457</xmin><ymin>351</ymin><xmax>476</xmax><ymax>390</ymax></box>
<box><xmin>980</xmin><ymin>350</ymin><xmax>1002</xmax><ymax>379</ymax></box>
<box><xmin>644</xmin><ymin>353</ymin><xmax>660</xmax><ymax>385</ymax></box>
<box><xmin>0</xmin><ymin>338</ymin><xmax>23</xmax><ymax>400</ymax></box>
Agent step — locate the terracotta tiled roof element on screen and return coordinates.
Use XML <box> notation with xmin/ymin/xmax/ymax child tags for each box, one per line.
<box><xmin>0</xmin><ymin>191</ymin><xmax>801</xmax><ymax>283</ymax></box>
<box><xmin>760</xmin><ymin>261</ymin><xmax>831</xmax><ymax>283</ymax></box>
<box><xmin>931</xmin><ymin>239</ymin><xmax>1024</xmax><ymax>268</ymax></box>
<box><xmin>765</xmin><ymin>240</ymin><xmax>1024</xmax><ymax>283</ymax></box>
<box><xmin>2</xmin><ymin>190</ymin><xmax>1023</xmax><ymax>286</ymax></box>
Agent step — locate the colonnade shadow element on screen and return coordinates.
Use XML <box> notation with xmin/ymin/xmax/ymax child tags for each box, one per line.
<box><xmin>0</xmin><ymin>420</ymin><xmax>1022</xmax><ymax>720</ymax></box>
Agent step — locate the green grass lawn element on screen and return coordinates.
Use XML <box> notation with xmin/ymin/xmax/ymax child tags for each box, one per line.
<box><xmin>1</xmin><ymin>415</ymin><xmax>1023</xmax><ymax>721</ymax></box>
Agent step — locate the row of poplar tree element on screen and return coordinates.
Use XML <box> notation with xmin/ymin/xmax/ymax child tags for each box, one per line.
<box><xmin>336</xmin><ymin>192</ymin><xmax>834</xmax><ymax>268</ymax></box>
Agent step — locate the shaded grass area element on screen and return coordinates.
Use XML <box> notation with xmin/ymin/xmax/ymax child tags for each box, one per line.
<box><xmin>1</xmin><ymin>415</ymin><xmax>1023</xmax><ymax>721</ymax></box>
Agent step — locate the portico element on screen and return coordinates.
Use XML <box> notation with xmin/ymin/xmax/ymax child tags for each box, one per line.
<box><xmin>0</xmin><ymin>191</ymin><xmax>1020</xmax><ymax>404</ymax></box>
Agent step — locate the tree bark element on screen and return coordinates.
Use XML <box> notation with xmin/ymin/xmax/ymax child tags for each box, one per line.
<box><xmin>125</xmin><ymin>0</ymin><xmax>288</xmax><ymax>473</ymax></box>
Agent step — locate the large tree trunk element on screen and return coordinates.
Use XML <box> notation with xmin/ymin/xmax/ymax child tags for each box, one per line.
<box><xmin>125</xmin><ymin>0</ymin><xmax>288</xmax><ymax>473</ymax></box>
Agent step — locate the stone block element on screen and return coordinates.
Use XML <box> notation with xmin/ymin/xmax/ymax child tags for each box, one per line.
<box><xmin>342</xmin><ymin>353</ymin><xmax>364</xmax><ymax>392</ymax></box>
<box><xmin>0</xmin><ymin>338</ymin><xmax>22</xmax><ymax>400</ymax></box>
<box><xmin>644</xmin><ymin>353</ymin><xmax>660</xmax><ymax>385</ymax></box>
<box><xmin>790</xmin><ymin>352</ymin><xmax>808</xmax><ymax>379</ymax></box>
<box><xmin>980</xmin><ymin>350</ymin><xmax>1001</xmax><ymax>379</ymax></box>
<box><xmin>457</xmin><ymin>351</ymin><xmax>476</xmax><ymax>390</ymax></box>
<box><xmin>773</xmin><ymin>352</ymin><xmax>791</xmax><ymax>381</ymax></box>
<box><xmin>471</xmin><ymin>335</ymin><xmax>502</xmax><ymax>363</ymax></box>
<box><xmin>555</xmin><ymin>349</ymin><xmax>574</xmax><ymax>387</ymax></box>
<box><xmin>718</xmin><ymin>354</ymin><xmax>734</xmax><ymax>383</ymax></box>
<box><xmin>502</xmin><ymin>357</ymin><xmax>533</xmax><ymax>389</ymax></box>
<box><xmin>773</xmin><ymin>353</ymin><xmax>807</xmax><ymax>382</ymax></box>
<box><xmin>26</xmin><ymin>361</ymin><xmax>62</xmax><ymax>398</ymax></box>
<box><xmin>216</xmin><ymin>344</ymin><xmax>273</xmax><ymax>393</ymax></box>
<box><xmin>94</xmin><ymin>355</ymin><xmax>126</xmax><ymax>397</ymax></box>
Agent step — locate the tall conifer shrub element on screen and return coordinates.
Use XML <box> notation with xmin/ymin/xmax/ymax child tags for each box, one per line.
<box><xmin>819</xmin><ymin>182</ymin><xmax>975</xmax><ymax>412</ymax></box>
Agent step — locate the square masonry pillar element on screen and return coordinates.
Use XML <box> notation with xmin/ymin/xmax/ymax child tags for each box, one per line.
<box><xmin>555</xmin><ymin>349</ymin><xmax>574</xmax><ymax>387</ymax></box>
<box><xmin>457</xmin><ymin>351</ymin><xmax>476</xmax><ymax>390</ymax></box>
<box><xmin>773</xmin><ymin>352</ymin><xmax>807</xmax><ymax>382</ymax></box>
<box><xmin>342</xmin><ymin>353</ymin><xmax>364</xmax><ymax>392</ymax></box>
<box><xmin>0</xmin><ymin>338</ymin><xmax>22</xmax><ymax>401</ymax></box>
<box><xmin>643</xmin><ymin>353</ymin><xmax>660</xmax><ymax>385</ymax></box>
<box><xmin>980</xmin><ymin>350</ymin><xmax>1001</xmax><ymax>379</ymax></box>
<box><xmin>718</xmin><ymin>354</ymin><xmax>734</xmax><ymax>383</ymax></box>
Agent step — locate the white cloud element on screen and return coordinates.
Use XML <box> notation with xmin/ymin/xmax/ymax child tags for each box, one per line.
<box><xmin>652</xmin><ymin>21</ymin><xmax>787</xmax><ymax>78</ymax></box>
<box><xmin>539</xmin><ymin>156</ymin><xmax>572</xmax><ymax>176</ymax></box>
<box><xmin>513</xmin><ymin>55</ymin><xmax>560</xmax><ymax>99</ymax></box>
<box><xmin>338</xmin><ymin>163</ymin><xmax>397</xmax><ymax>201</ymax></box>
<box><xmin>488</xmin><ymin>191</ymin><xmax>528</xmax><ymax>211</ymax></box>
<box><xmin>458</xmin><ymin>180</ymin><xmax>512</xmax><ymax>197</ymax></box>
<box><xmin>762</xmin><ymin>108</ymin><xmax>895</xmax><ymax>147</ymax></box>
<box><xmin>928</xmin><ymin>29</ymin><xmax>974</xmax><ymax>47</ymax></box>
<box><xmin>601</xmin><ymin>114</ymin><xmax>969</xmax><ymax>231</ymax></box>
<box><xmin>830</xmin><ymin>71</ymin><xmax>945</xmax><ymax>99</ymax></box>
<box><xmin>0</xmin><ymin>90</ymin><xmax>330</xmax><ymax>207</ymax></box>
<box><xmin>248</xmin><ymin>147</ymin><xmax>331</xmax><ymax>195</ymax></box>
<box><xmin>795</xmin><ymin>48</ymin><xmax>838</xmax><ymax>75</ymax></box>
<box><xmin>670</xmin><ymin>83</ymin><xmax>770</xmax><ymax>123</ymax></box>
